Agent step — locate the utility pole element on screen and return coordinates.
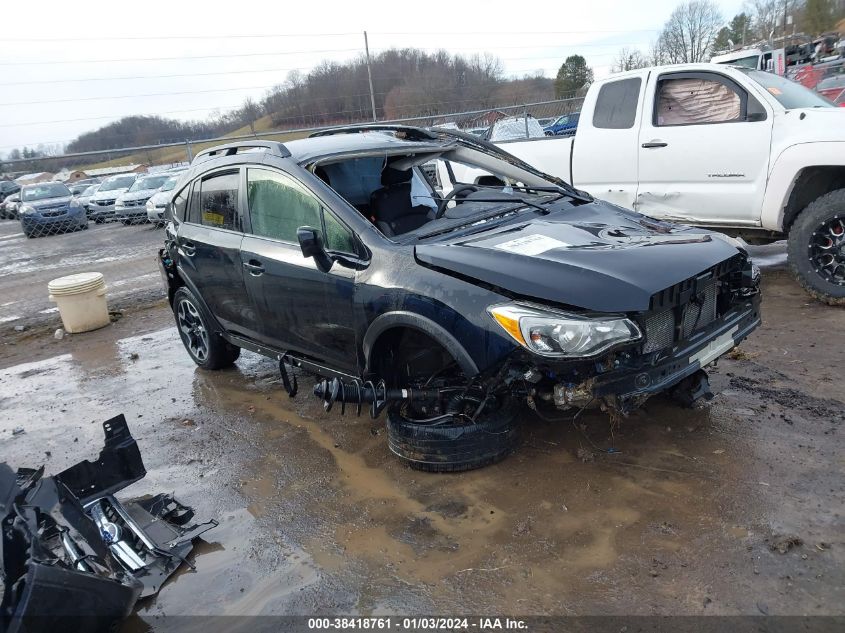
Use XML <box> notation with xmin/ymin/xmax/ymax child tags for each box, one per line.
<box><xmin>782</xmin><ymin>0</ymin><xmax>788</xmax><ymax>42</ymax></box>
<box><xmin>364</xmin><ymin>31</ymin><xmax>377</xmax><ymax>122</ymax></box>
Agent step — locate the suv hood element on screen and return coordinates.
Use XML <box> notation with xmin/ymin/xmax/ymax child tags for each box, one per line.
<box><xmin>148</xmin><ymin>190</ymin><xmax>172</xmax><ymax>206</ymax></box>
<box><xmin>415</xmin><ymin>204</ymin><xmax>741</xmax><ymax>312</ymax></box>
<box><xmin>27</xmin><ymin>195</ymin><xmax>72</xmax><ymax>209</ymax></box>
<box><xmin>120</xmin><ymin>187</ymin><xmax>159</xmax><ymax>202</ymax></box>
<box><xmin>92</xmin><ymin>187</ymin><xmax>129</xmax><ymax>200</ymax></box>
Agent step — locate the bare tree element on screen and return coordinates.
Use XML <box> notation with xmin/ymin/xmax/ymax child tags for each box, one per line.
<box><xmin>612</xmin><ymin>47</ymin><xmax>649</xmax><ymax>72</ymax></box>
<box><xmin>658</xmin><ymin>0</ymin><xmax>724</xmax><ymax>63</ymax></box>
<box><xmin>746</xmin><ymin>0</ymin><xmax>783</xmax><ymax>41</ymax></box>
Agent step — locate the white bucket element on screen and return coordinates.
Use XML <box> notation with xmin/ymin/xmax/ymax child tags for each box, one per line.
<box><xmin>48</xmin><ymin>272</ymin><xmax>110</xmax><ymax>333</ymax></box>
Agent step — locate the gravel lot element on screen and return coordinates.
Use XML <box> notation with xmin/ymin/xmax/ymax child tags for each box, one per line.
<box><xmin>0</xmin><ymin>219</ymin><xmax>842</xmax><ymax>626</ymax></box>
<box><xmin>0</xmin><ymin>218</ymin><xmax>164</xmax><ymax>333</ymax></box>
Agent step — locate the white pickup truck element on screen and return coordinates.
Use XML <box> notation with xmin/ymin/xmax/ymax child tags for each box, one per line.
<box><xmin>458</xmin><ymin>63</ymin><xmax>845</xmax><ymax>304</ymax></box>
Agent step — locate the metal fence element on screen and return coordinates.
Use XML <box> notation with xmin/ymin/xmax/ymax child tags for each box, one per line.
<box><xmin>1</xmin><ymin>96</ymin><xmax>585</xmax><ymax>175</ymax></box>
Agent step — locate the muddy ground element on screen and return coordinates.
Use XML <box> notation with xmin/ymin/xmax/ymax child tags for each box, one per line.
<box><xmin>0</xmin><ymin>266</ymin><xmax>843</xmax><ymax>624</ymax></box>
<box><xmin>0</xmin><ymin>219</ymin><xmax>165</xmax><ymax>332</ymax></box>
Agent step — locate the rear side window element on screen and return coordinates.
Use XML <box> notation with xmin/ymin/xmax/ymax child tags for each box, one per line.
<box><xmin>247</xmin><ymin>168</ymin><xmax>322</xmax><ymax>242</ymax></box>
<box><xmin>593</xmin><ymin>77</ymin><xmax>641</xmax><ymax>129</ymax></box>
<box><xmin>198</xmin><ymin>171</ymin><xmax>240</xmax><ymax>231</ymax></box>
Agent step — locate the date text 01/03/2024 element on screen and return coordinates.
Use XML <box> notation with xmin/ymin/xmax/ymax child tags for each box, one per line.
<box><xmin>306</xmin><ymin>617</ymin><xmax>529</xmax><ymax>630</ymax></box>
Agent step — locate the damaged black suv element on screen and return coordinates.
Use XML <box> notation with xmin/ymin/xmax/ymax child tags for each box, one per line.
<box><xmin>159</xmin><ymin>125</ymin><xmax>761</xmax><ymax>472</ymax></box>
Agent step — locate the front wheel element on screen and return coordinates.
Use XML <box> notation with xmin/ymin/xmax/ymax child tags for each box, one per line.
<box><xmin>172</xmin><ymin>287</ymin><xmax>240</xmax><ymax>369</ymax></box>
<box><xmin>787</xmin><ymin>189</ymin><xmax>845</xmax><ymax>305</ymax></box>
<box><xmin>386</xmin><ymin>396</ymin><xmax>521</xmax><ymax>472</ymax></box>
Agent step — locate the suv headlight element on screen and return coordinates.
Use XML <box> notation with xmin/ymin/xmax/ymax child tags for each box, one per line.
<box><xmin>69</xmin><ymin>198</ymin><xmax>81</xmax><ymax>208</ymax></box>
<box><xmin>19</xmin><ymin>205</ymin><xmax>37</xmax><ymax>215</ymax></box>
<box><xmin>488</xmin><ymin>303</ymin><xmax>641</xmax><ymax>358</ymax></box>
<box><xmin>146</xmin><ymin>199</ymin><xmax>155</xmax><ymax>211</ymax></box>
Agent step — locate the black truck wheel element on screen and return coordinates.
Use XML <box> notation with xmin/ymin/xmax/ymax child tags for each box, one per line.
<box><xmin>172</xmin><ymin>287</ymin><xmax>240</xmax><ymax>369</ymax></box>
<box><xmin>787</xmin><ymin>189</ymin><xmax>845</xmax><ymax>305</ymax></box>
<box><xmin>386</xmin><ymin>398</ymin><xmax>521</xmax><ymax>472</ymax></box>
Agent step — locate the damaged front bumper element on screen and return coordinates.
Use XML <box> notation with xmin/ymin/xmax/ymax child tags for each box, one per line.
<box><xmin>586</xmin><ymin>296</ymin><xmax>761</xmax><ymax>412</ymax></box>
<box><xmin>0</xmin><ymin>414</ymin><xmax>217</xmax><ymax>633</ymax></box>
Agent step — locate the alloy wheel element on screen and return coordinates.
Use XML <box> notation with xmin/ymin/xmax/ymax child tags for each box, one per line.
<box><xmin>808</xmin><ymin>216</ymin><xmax>845</xmax><ymax>286</ymax></box>
<box><xmin>177</xmin><ymin>299</ymin><xmax>209</xmax><ymax>362</ymax></box>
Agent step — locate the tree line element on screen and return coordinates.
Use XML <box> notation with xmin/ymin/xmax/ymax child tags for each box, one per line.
<box><xmin>611</xmin><ymin>0</ymin><xmax>845</xmax><ymax>72</ymax></box>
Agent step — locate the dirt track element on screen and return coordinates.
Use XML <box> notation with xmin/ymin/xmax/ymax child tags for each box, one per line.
<box><xmin>0</xmin><ymin>255</ymin><xmax>843</xmax><ymax>623</ymax></box>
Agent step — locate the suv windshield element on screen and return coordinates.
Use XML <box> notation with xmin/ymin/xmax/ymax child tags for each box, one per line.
<box><xmin>22</xmin><ymin>183</ymin><xmax>71</xmax><ymax>201</ymax></box>
<box><xmin>745</xmin><ymin>70</ymin><xmax>834</xmax><ymax>108</ymax></box>
<box><xmin>160</xmin><ymin>176</ymin><xmax>180</xmax><ymax>192</ymax></box>
<box><xmin>100</xmin><ymin>175</ymin><xmax>137</xmax><ymax>191</ymax></box>
<box><xmin>129</xmin><ymin>175</ymin><xmax>169</xmax><ymax>192</ymax></box>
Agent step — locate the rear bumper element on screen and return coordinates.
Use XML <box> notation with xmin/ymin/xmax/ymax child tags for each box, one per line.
<box><xmin>591</xmin><ymin>295</ymin><xmax>761</xmax><ymax>407</ymax></box>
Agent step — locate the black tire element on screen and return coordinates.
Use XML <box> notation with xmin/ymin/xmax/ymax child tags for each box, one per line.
<box><xmin>172</xmin><ymin>287</ymin><xmax>240</xmax><ymax>369</ymax></box>
<box><xmin>94</xmin><ymin>217</ymin><xmax>105</xmax><ymax>224</ymax></box>
<box><xmin>121</xmin><ymin>219</ymin><xmax>131</xmax><ymax>226</ymax></box>
<box><xmin>386</xmin><ymin>397</ymin><xmax>521</xmax><ymax>472</ymax></box>
<box><xmin>787</xmin><ymin>189</ymin><xmax>845</xmax><ymax>305</ymax></box>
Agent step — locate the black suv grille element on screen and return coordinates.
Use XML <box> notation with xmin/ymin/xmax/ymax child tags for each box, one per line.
<box><xmin>643</xmin><ymin>280</ymin><xmax>718</xmax><ymax>353</ymax></box>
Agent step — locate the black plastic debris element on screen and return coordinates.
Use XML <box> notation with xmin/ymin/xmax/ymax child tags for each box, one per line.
<box><xmin>0</xmin><ymin>414</ymin><xmax>217</xmax><ymax>633</ymax></box>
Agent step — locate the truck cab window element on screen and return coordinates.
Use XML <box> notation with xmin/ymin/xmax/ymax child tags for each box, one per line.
<box><xmin>593</xmin><ymin>77</ymin><xmax>641</xmax><ymax>129</ymax></box>
<box><xmin>656</xmin><ymin>77</ymin><xmax>741</xmax><ymax>126</ymax></box>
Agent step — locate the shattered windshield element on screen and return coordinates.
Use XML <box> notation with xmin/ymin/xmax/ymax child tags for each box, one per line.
<box><xmin>313</xmin><ymin>144</ymin><xmax>583</xmax><ymax>242</ymax></box>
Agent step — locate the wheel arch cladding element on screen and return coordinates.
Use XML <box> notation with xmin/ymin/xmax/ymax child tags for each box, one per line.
<box><xmin>363</xmin><ymin>311</ymin><xmax>480</xmax><ymax>378</ymax></box>
<box><xmin>783</xmin><ymin>166</ymin><xmax>845</xmax><ymax>231</ymax></box>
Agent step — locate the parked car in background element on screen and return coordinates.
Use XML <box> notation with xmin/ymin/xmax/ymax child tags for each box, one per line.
<box><xmin>67</xmin><ymin>178</ymin><xmax>101</xmax><ymax>196</ymax></box>
<box><xmin>0</xmin><ymin>193</ymin><xmax>21</xmax><ymax>219</ymax></box>
<box><xmin>158</xmin><ymin>131</ymin><xmax>760</xmax><ymax>472</ymax></box>
<box><xmin>74</xmin><ymin>183</ymin><xmax>101</xmax><ymax>217</ymax></box>
<box><xmin>0</xmin><ymin>180</ymin><xmax>20</xmax><ymax>203</ymax></box>
<box><xmin>87</xmin><ymin>174</ymin><xmax>138</xmax><ymax>223</ymax></box>
<box><xmin>816</xmin><ymin>74</ymin><xmax>845</xmax><ymax>105</ymax></box>
<box><xmin>543</xmin><ymin>112</ymin><xmax>580</xmax><ymax>136</ymax></box>
<box><xmin>146</xmin><ymin>174</ymin><xmax>184</xmax><ymax>226</ymax></box>
<box><xmin>484</xmin><ymin>116</ymin><xmax>546</xmax><ymax>141</ymax></box>
<box><xmin>115</xmin><ymin>173</ymin><xmax>173</xmax><ymax>225</ymax></box>
<box><xmin>18</xmin><ymin>182</ymin><xmax>88</xmax><ymax>238</ymax></box>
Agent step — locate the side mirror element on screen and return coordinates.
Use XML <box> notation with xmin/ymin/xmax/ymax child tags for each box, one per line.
<box><xmin>297</xmin><ymin>226</ymin><xmax>333</xmax><ymax>272</ymax></box>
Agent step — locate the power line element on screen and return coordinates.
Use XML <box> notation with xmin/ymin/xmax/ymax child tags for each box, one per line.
<box><xmin>1</xmin><ymin>32</ymin><xmax>360</xmax><ymax>43</ymax></box>
<box><xmin>0</xmin><ymin>28</ymin><xmax>660</xmax><ymax>44</ymax></box>
<box><xmin>0</xmin><ymin>51</ymin><xmax>621</xmax><ymax>88</ymax></box>
<box><xmin>0</xmin><ymin>104</ymin><xmax>245</xmax><ymax>128</ymax></box>
<box><xmin>0</xmin><ymin>84</ymin><xmax>285</xmax><ymax>107</ymax></box>
<box><xmin>0</xmin><ymin>48</ymin><xmax>364</xmax><ymax>66</ymax></box>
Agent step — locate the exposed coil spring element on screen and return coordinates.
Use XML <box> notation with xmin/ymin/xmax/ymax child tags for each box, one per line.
<box><xmin>313</xmin><ymin>378</ymin><xmax>388</xmax><ymax>419</ymax></box>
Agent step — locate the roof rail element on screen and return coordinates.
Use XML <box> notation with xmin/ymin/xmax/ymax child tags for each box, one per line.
<box><xmin>309</xmin><ymin>124</ymin><xmax>440</xmax><ymax>141</ymax></box>
<box><xmin>193</xmin><ymin>140</ymin><xmax>291</xmax><ymax>163</ymax></box>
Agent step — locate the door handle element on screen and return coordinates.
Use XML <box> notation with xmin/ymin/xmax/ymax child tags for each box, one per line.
<box><xmin>181</xmin><ymin>241</ymin><xmax>196</xmax><ymax>256</ymax></box>
<box><xmin>642</xmin><ymin>140</ymin><xmax>668</xmax><ymax>148</ymax></box>
<box><xmin>243</xmin><ymin>260</ymin><xmax>265</xmax><ymax>276</ymax></box>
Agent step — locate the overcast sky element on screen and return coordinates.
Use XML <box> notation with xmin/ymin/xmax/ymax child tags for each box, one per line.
<box><xmin>0</xmin><ymin>0</ymin><xmax>744</xmax><ymax>155</ymax></box>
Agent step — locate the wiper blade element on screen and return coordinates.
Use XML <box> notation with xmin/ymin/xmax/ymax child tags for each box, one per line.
<box><xmin>416</xmin><ymin>202</ymin><xmax>530</xmax><ymax>239</ymax></box>
<box><xmin>447</xmin><ymin>196</ymin><xmax>551</xmax><ymax>213</ymax></box>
